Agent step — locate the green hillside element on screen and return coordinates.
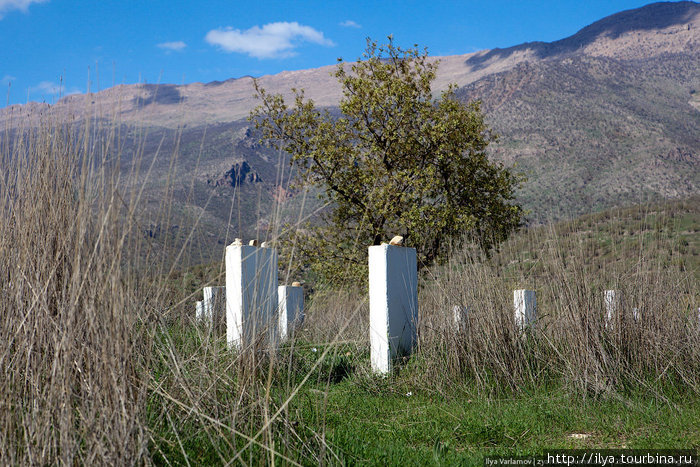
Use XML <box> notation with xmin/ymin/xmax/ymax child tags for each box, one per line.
<box><xmin>492</xmin><ymin>195</ymin><xmax>700</xmax><ymax>281</ymax></box>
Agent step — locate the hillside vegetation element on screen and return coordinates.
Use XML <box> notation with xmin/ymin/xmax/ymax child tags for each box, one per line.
<box><xmin>491</xmin><ymin>195</ymin><xmax>700</xmax><ymax>281</ymax></box>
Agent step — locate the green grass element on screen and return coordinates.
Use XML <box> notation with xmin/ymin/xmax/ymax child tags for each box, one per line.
<box><xmin>148</xmin><ymin>338</ymin><xmax>700</xmax><ymax>465</ymax></box>
<box><xmin>307</xmin><ymin>383</ymin><xmax>700</xmax><ymax>464</ymax></box>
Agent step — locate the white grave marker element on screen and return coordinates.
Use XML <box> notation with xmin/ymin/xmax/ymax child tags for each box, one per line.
<box><xmin>278</xmin><ymin>283</ymin><xmax>304</xmax><ymax>341</ymax></box>
<box><xmin>514</xmin><ymin>290</ymin><xmax>537</xmax><ymax>331</ymax></box>
<box><xmin>225</xmin><ymin>239</ymin><xmax>278</xmax><ymax>350</ymax></box>
<box><xmin>604</xmin><ymin>290</ymin><xmax>622</xmax><ymax>327</ymax></box>
<box><xmin>195</xmin><ymin>300</ymin><xmax>204</xmax><ymax>321</ymax></box>
<box><xmin>369</xmin><ymin>243</ymin><xmax>418</xmax><ymax>374</ymax></box>
<box><xmin>203</xmin><ymin>286</ymin><xmax>226</xmax><ymax>329</ymax></box>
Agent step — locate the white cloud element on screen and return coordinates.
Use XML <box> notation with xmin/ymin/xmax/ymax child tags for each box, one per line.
<box><xmin>1</xmin><ymin>74</ymin><xmax>15</xmax><ymax>83</ymax></box>
<box><xmin>29</xmin><ymin>81</ymin><xmax>80</xmax><ymax>98</ymax></box>
<box><xmin>339</xmin><ymin>20</ymin><xmax>361</xmax><ymax>28</ymax></box>
<box><xmin>205</xmin><ymin>21</ymin><xmax>334</xmax><ymax>59</ymax></box>
<box><xmin>157</xmin><ymin>41</ymin><xmax>187</xmax><ymax>51</ymax></box>
<box><xmin>30</xmin><ymin>81</ymin><xmax>60</xmax><ymax>94</ymax></box>
<box><xmin>0</xmin><ymin>0</ymin><xmax>48</xmax><ymax>19</ymax></box>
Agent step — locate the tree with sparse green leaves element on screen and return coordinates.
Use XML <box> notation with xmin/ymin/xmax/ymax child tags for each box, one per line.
<box><xmin>251</xmin><ymin>37</ymin><xmax>523</xmax><ymax>285</ymax></box>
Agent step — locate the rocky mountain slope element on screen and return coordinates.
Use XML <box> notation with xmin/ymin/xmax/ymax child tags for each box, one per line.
<box><xmin>2</xmin><ymin>1</ymin><xmax>698</xmax><ymax>264</ymax></box>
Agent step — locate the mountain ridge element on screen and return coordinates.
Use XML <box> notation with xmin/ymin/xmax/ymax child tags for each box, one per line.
<box><xmin>3</xmin><ymin>2</ymin><xmax>698</xmax><ymax>128</ymax></box>
<box><xmin>2</xmin><ymin>2</ymin><xmax>698</xmax><ymax>264</ymax></box>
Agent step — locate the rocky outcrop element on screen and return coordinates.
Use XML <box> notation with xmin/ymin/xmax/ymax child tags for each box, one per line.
<box><xmin>211</xmin><ymin>161</ymin><xmax>262</xmax><ymax>187</ymax></box>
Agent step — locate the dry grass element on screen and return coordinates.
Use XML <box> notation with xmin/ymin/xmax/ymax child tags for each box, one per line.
<box><xmin>416</xmin><ymin>220</ymin><xmax>700</xmax><ymax>398</ymax></box>
<box><xmin>0</xmin><ymin>119</ymin><xmax>151</xmax><ymax>463</ymax></box>
<box><xmin>0</xmin><ymin>115</ymin><xmax>344</xmax><ymax>464</ymax></box>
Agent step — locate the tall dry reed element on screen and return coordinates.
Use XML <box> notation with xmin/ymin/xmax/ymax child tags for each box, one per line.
<box><xmin>0</xmin><ymin>118</ymin><xmax>152</xmax><ymax>464</ymax></box>
<box><xmin>417</xmin><ymin>212</ymin><xmax>700</xmax><ymax>398</ymax></box>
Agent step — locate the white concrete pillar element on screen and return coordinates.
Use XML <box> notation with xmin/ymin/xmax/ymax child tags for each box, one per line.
<box><xmin>514</xmin><ymin>290</ymin><xmax>536</xmax><ymax>331</ymax></box>
<box><xmin>278</xmin><ymin>284</ymin><xmax>304</xmax><ymax>341</ymax></box>
<box><xmin>195</xmin><ymin>300</ymin><xmax>204</xmax><ymax>321</ymax></box>
<box><xmin>225</xmin><ymin>239</ymin><xmax>278</xmax><ymax>350</ymax></box>
<box><xmin>203</xmin><ymin>286</ymin><xmax>226</xmax><ymax>328</ymax></box>
<box><xmin>453</xmin><ymin>305</ymin><xmax>468</xmax><ymax>330</ymax></box>
<box><xmin>604</xmin><ymin>290</ymin><xmax>622</xmax><ymax>327</ymax></box>
<box><xmin>369</xmin><ymin>244</ymin><xmax>418</xmax><ymax>374</ymax></box>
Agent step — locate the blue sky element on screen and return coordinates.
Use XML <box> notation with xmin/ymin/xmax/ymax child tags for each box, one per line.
<box><xmin>0</xmin><ymin>0</ymin><xmax>664</xmax><ymax>106</ymax></box>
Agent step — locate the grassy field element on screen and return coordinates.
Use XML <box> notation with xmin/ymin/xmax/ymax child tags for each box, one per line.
<box><xmin>1</xmin><ymin>120</ymin><xmax>698</xmax><ymax>465</ymax></box>
<box><xmin>148</xmin><ymin>338</ymin><xmax>700</xmax><ymax>465</ymax></box>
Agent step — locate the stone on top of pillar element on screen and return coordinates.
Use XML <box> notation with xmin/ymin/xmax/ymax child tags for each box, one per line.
<box><xmin>389</xmin><ymin>235</ymin><xmax>404</xmax><ymax>246</ymax></box>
